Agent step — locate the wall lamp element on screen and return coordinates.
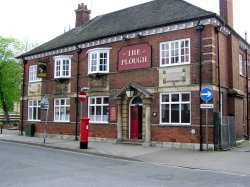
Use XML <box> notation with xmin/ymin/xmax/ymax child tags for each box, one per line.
<box><xmin>125</xmin><ymin>86</ymin><xmax>135</xmax><ymax>98</ymax></box>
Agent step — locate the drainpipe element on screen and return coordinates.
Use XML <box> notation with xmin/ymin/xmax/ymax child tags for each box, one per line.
<box><xmin>21</xmin><ymin>58</ymin><xmax>27</xmax><ymax>136</ymax></box>
<box><xmin>195</xmin><ymin>19</ymin><xmax>204</xmax><ymax>151</ymax></box>
<box><xmin>215</xmin><ymin>25</ymin><xmax>222</xmax><ymax>148</ymax></box>
<box><xmin>75</xmin><ymin>45</ymin><xmax>82</xmax><ymax>141</ymax></box>
<box><xmin>245</xmin><ymin>49</ymin><xmax>249</xmax><ymax>138</ymax></box>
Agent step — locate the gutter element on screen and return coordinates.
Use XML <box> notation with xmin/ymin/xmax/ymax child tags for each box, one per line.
<box><xmin>20</xmin><ymin>58</ymin><xmax>27</xmax><ymax>136</ymax></box>
<box><xmin>215</xmin><ymin>25</ymin><xmax>222</xmax><ymax>149</ymax></box>
<box><xmin>75</xmin><ymin>45</ymin><xmax>82</xmax><ymax>141</ymax></box>
<box><xmin>246</xmin><ymin>49</ymin><xmax>249</xmax><ymax>138</ymax></box>
<box><xmin>195</xmin><ymin>19</ymin><xmax>204</xmax><ymax>151</ymax></box>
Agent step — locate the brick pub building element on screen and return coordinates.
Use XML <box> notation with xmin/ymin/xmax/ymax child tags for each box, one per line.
<box><xmin>20</xmin><ymin>0</ymin><xmax>250</xmax><ymax>150</ymax></box>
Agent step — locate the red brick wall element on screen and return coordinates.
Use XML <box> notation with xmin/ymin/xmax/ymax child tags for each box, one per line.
<box><xmin>89</xmin><ymin>124</ymin><xmax>117</xmax><ymax>139</ymax></box>
<box><xmin>152</xmin><ymin>126</ymin><xmax>214</xmax><ymax>144</ymax></box>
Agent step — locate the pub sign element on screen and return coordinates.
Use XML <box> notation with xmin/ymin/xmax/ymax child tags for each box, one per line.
<box><xmin>37</xmin><ymin>63</ymin><xmax>47</xmax><ymax>78</ymax></box>
<box><xmin>118</xmin><ymin>43</ymin><xmax>151</xmax><ymax>71</ymax></box>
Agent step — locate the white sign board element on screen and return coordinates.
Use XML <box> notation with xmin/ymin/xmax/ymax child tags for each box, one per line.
<box><xmin>200</xmin><ymin>104</ymin><xmax>214</xmax><ymax>109</ymax></box>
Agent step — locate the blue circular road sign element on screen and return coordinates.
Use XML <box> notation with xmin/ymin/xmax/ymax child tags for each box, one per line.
<box><xmin>200</xmin><ymin>88</ymin><xmax>213</xmax><ymax>102</ymax></box>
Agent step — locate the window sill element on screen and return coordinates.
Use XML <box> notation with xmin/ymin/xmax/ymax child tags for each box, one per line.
<box><xmin>27</xmin><ymin>120</ymin><xmax>41</xmax><ymax>122</ymax></box>
<box><xmin>157</xmin><ymin>124</ymin><xmax>191</xmax><ymax>127</ymax></box>
<box><xmin>29</xmin><ymin>80</ymin><xmax>42</xmax><ymax>83</ymax></box>
<box><xmin>54</xmin><ymin>76</ymin><xmax>71</xmax><ymax>79</ymax></box>
<box><xmin>160</xmin><ymin>62</ymin><xmax>190</xmax><ymax>68</ymax></box>
<box><xmin>54</xmin><ymin>121</ymin><xmax>70</xmax><ymax>123</ymax></box>
<box><xmin>89</xmin><ymin>122</ymin><xmax>109</xmax><ymax>125</ymax></box>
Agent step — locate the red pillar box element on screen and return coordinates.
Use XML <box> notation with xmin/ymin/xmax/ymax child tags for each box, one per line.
<box><xmin>80</xmin><ymin>118</ymin><xmax>90</xmax><ymax>149</ymax></box>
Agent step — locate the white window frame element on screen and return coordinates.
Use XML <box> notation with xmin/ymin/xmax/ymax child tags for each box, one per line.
<box><xmin>28</xmin><ymin>100</ymin><xmax>41</xmax><ymax>121</ymax></box>
<box><xmin>160</xmin><ymin>93</ymin><xmax>191</xmax><ymax>125</ymax></box>
<box><xmin>54</xmin><ymin>98</ymin><xmax>70</xmax><ymax>122</ymax></box>
<box><xmin>239</xmin><ymin>54</ymin><xmax>244</xmax><ymax>76</ymax></box>
<box><xmin>87</xmin><ymin>48</ymin><xmax>111</xmax><ymax>74</ymax></box>
<box><xmin>88</xmin><ymin>96</ymin><xmax>109</xmax><ymax>124</ymax></box>
<box><xmin>160</xmin><ymin>38</ymin><xmax>190</xmax><ymax>67</ymax></box>
<box><xmin>29</xmin><ymin>65</ymin><xmax>42</xmax><ymax>82</ymax></box>
<box><xmin>53</xmin><ymin>55</ymin><xmax>72</xmax><ymax>79</ymax></box>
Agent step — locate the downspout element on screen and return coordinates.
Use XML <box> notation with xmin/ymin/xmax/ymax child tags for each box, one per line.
<box><xmin>75</xmin><ymin>45</ymin><xmax>82</xmax><ymax>141</ymax></box>
<box><xmin>21</xmin><ymin>58</ymin><xmax>27</xmax><ymax>136</ymax></box>
<box><xmin>195</xmin><ymin>19</ymin><xmax>204</xmax><ymax>151</ymax></box>
<box><xmin>245</xmin><ymin>49</ymin><xmax>249</xmax><ymax>138</ymax></box>
<box><xmin>215</xmin><ymin>25</ymin><xmax>222</xmax><ymax>148</ymax></box>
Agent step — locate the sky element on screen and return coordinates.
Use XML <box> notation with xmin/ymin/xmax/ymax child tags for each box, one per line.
<box><xmin>0</xmin><ymin>0</ymin><xmax>249</xmax><ymax>45</ymax></box>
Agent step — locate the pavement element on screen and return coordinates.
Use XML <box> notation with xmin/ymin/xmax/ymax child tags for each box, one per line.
<box><xmin>1</xmin><ymin>129</ymin><xmax>250</xmax><ymax>176</ymax></box>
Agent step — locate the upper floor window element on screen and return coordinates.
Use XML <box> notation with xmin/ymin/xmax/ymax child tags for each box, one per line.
<box><xmin>160</xmin><ymin>38</ymin><xmax>190</xmax><ymax>67</ymax></box>
<box><xmin>239</xmin><ymin>54</ymin><xmax>244</xmax><ymax>76</ymax></box>
<box><xmin>29</xmin><ymin>65</ymin><xmax>42</xmax><ymax>82</ymax></box>
<box><xmin>53</xmin><ymin>55</ymin><xmax>72</xmax><ymax>79</ymax></box>
<box><xmin>87</xmin><ymin>48</ymin><xmax>111</xmax><ymax>74</ymax></box>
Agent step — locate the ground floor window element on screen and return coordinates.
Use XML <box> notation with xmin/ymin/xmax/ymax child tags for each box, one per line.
<box><xmin>160</xmin><ymin>93</ymin><xmax>191</xmax><ymax>125</ymax></box>
<box><xmin>88</xmin><ymin>96</ymin><xmax>109</xmax><ymax>123</ymax></box>
<box><xmin>28</xmin><ymin>100</ymin><xmax>41</xmax><ymax>121</ymax></box>
<box><xmin>54</xmin><ymin>98</ymin><xmax>70</xmax><ymax>122</ymax></box>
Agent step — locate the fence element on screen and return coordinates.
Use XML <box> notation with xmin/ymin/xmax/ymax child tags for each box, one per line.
<box><xmin>0</xmin><ymin>114</ymin><xmax>20</xmax><ymax>125</ymax></box>
<box><xmin>220</xmin><ymin>116</ymin><xmax>236</xmax><ymax>150</ymax></box>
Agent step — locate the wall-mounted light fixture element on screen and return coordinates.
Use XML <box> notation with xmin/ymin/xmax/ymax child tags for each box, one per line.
<box><xmin>125</xmin><ymin>86</ymin><xmax>135</xmax><ymax>98</ymax></box>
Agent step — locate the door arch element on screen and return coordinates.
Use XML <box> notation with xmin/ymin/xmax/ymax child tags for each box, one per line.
<box><xmin>129</xmin><ymin>96</ymin><xmax>143</xmax><ymax>140</ymax></box>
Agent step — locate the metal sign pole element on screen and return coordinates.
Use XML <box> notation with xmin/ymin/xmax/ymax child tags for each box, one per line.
<box><xmin>44</xmin><ymin>106</ymin><xmax>49</xmax><ymax>144</ymax></box>
<box><xmin>200</xmin><ymin>87</ymin><xmax>213</xmax><ymax>152</ymax></box>
<box><xmin>206</xmin><ymin>101</ymin><xmax>208</xmax><ymax>151</ymax></box>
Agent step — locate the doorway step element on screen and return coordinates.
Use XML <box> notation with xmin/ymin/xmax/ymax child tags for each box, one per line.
<box><xmin>119</xmin><ymin>139</ymin><xmax>144</xmax><ymax>146</ymax></box>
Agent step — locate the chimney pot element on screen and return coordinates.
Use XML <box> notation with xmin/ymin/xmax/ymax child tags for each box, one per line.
<box><xmin>75</xmin><ymin>3</ymin><xmax>91</xmax><ymax>27</ymax></box>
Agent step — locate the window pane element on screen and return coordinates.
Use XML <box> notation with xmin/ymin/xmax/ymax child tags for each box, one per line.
<box><xmin>96</xmin><ymin>106</ymin><xmax>102</xmax><ymax>121</ymax></box>
<box><xmin>55</xmin><ymin>107</ymin><xmax>60</xmax><ymax>121</ymax></box>
<box><xmin>103</xmin><ymin>97</ymin><xmax>109</xmax><ymax>104</ymax></box>
<box><xmin>182</xmin><ymin>94</ymin><xmax>190</xmax><ymax>102</ymax></box>
<box><xmin>90</xmin><ymin>98</ymin><xmax>95</xmax><ymax>104</ymax></box>
<box><xmin>161</xmin><ymin>104</ymin><xmax>169</xmax><ymax>123</ymax></box>
<box><xmin>171</xmin><ymin>94</ymin><xmax>179</xmax><ymax>102</ymax></box>
<box><xmin>181</xmin><ymin>104</ymin><xmax>190</xmax><ymax>123</ymax></box>
<box><xmin>171</xmin><ymin>104</ymin><xmax>179</xmax><ymax>123</ymax></box>
<box><xmin>29</xmin><ymin>107</ymin><xmax>33</xmax><ymax>120</ymax></box>
<box><xmin>96</xmin><ymin>98</ymin><xmax>102</xmax><ymax>104</ymax></box>
<box><xmin>103</xmin><ymin>106</ymin><xmax>109</xmax><ymax>122</ymax></box>
<box><xmin>89</xmin><ymin>106</ymin><xmax>95</xmax><ymax>121</ymax></box>
<box><xmin>162</xmin><ymin>95</ymin><xmax>169</xmax><ymax>102</ymax></box>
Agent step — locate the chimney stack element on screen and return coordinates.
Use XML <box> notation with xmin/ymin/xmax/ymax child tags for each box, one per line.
<box><xmin>219</xmin><ymin>0</ymin><xmax>233</xmax><ymax>27</ymax></box>
<box><xmin>75</xmin><ymin>3</ymin><xmax>91</xmax><ymax>28</ymax></box>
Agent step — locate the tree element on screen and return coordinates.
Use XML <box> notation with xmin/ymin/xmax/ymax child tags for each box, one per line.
<box><xmin>0</xmin><ymin>36</ymin><xmax>22</xmax><ymax>123</ymax></box>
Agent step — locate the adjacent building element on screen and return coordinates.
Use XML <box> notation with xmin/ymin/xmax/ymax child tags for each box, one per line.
<box><xmin>19</xmin><ymin>0</ymin><xmax>250</xmax><ymax>150</ymax></box>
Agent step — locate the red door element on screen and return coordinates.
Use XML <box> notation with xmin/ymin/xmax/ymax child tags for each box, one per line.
<box><xmin>130</xmin><ymin>106</ymin><xmax>139</xmax><ymax>139</ymax></box>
